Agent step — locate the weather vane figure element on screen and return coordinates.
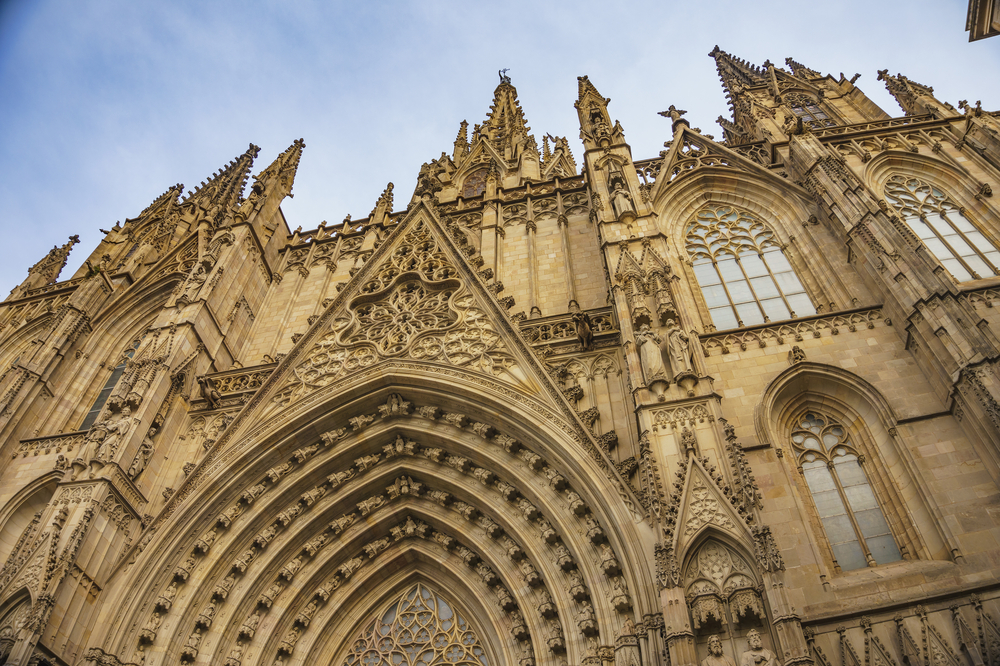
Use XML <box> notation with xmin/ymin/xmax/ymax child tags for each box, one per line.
<box><xmin>499</xmin><ymin>68</ymin><xmax>511</xmax><ymax>84</ymax></box>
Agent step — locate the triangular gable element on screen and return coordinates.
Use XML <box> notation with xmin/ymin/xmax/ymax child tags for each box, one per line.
<box><xmin>236</xmin><ymin>200</ymin><xmax>635</xmax><ymax>439</ymax></box>
<box><xmin>455</xmin><ymin>139</ymin><xmax>508</xmax><ymax>178</ymax></box>
<box><xmin>614</xmin><ymin>245</ymin><xmax>644</xmax><ymax>279</ymax></box>
<box><xmin>638</xmin><ymin>243</ymin><xmax>669</xmax><ymax>274</ymax></box>
<box><xmin>672</xmin><ymin>456</ymin><xmax>753</xmax><ymax>557</ymax></box>
<box><xmin>541</xmin><ymin>151</ymin><xmax>576</xmax><ymax>180</ymax></box>
<box><xmin>649</xmin><ymin>125</ymin><xmax>809</xmax><ymax>203</ymax></box>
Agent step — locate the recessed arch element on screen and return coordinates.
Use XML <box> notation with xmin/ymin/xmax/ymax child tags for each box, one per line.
<box><xmin>754</xmin><ymin>362</ymin><xmax>949</xmax><ymax>570</ymax></box>
<box><xmin>94</xmin><ymin>372</ymin><xmax>656</xmax><ymax>666</ymax></box>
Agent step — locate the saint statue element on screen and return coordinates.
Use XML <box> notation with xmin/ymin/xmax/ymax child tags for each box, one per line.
<box><xmin>665</xmin><ymin>318</ymin><xmax>693</xmax><ymax>376</ymax></box>
<box><xmin>702</xmin><ymin>635</ymin><xmax>738</xmax><ymax>666</ymax></box>
<box><xmin>610</xmin><ymin>181</ymin><xmax>635</xmax><ymax>220</ymax></box>
<box><xmin>740</xmin><ymin>629</ymin><xmax>779</xmax><ymax>666</ymax></box>
<box><xmin>636</xmin><ymin>324</ymin><xmax>667</xmax><ymax>384</ymax></box>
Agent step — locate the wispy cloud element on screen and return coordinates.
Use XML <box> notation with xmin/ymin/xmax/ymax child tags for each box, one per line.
<box><xmin>0</xmin><ymin>0</ymin><xmax>995</xmax><ymax>289</ymax></box>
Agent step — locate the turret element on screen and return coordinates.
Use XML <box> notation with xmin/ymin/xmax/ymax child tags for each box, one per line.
<box><xmin>710</xmin><ymin>46</ymin><xmax>892</xmax><ymax>144</ymax></box>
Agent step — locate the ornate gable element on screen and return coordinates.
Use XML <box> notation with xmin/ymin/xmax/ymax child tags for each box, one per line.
<box><xmin>648</xmin><ymin>125</ymin><xmax>809</xmax><ymax>203</ymax></box>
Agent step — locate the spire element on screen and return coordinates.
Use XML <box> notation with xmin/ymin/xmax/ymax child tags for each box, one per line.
<box><xmin>12</xmin><ymin>235</ymin><xmax>80</xmax><ymax>297</ymax></box>
<box><xmin>576</xmin><ymin>75</ymin><xmax>608</xmax><ymax>106</ymax></box>
<box><xmin>479</xmin><ymin>74</ymin><xmax>531</xmax><ymax>161</ymax></box>
<box><xmin>453</xmin><ymin>120</ymin><xmax>469</xmax><ymax>161</ymax></box>
<box><xmin>709</xmin><ymin>47</ymin><xmax>775</xmax><ymax>141</ymax></box>
<box><xmin>184</xmin><ymin>143</ymin><xmax>261</xmax><ymax>215</ymax></box>
<box><xmin>709</xmin><ymin>45</ymin><xmax>767</xmax><ymax>104</ymax></box>
<box><xmin>252</xmin><ymin>138</ymin><xmax>306</xmax><ymax>199</ymax></box>
<box><xmin>784</xmin><ymin>56</ymin><xmax>820</xmax><ymax>79</ymax></box>
<box><xmin>574</xmin><ymin>75</ymin><xmax>623</xmax><ymax>151</ymax></box>
<box><xmin>877</xmin><ymin>70</ymin><xmax>936</xmax><ymax>115</ymax></box>
<box><xmin>369</xmin><ymin>182</ymin><xmax>394</xmax><ymax>223</ymax></box>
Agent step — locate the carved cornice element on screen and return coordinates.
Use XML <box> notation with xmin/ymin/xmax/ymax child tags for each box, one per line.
<box><xmin>699</xmin><ymin>307</ymin><xmax>888</xmax><ymax>356</ymax></box>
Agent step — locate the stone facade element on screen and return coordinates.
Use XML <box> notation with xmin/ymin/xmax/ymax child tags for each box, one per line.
<box><xmin>0</xmin><ymin>55</ymin><xmax>998</xmax><ymax>666</ymax></box>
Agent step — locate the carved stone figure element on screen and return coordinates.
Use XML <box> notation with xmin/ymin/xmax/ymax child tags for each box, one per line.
<box><xmin>181</xmin><ymin>264</ymin><xmax>209</xmax><ymax>301</ymax></box>
<box><xmin>702</xmin><ymin>635</ymin><xmax>738</xmax><ymax>666</ymax></box>
<box><xmin>664</xmin><ymin>319</ymin><xmax>693</xmax><ymax>377</ymax></box>
<box><xmin>610</xmin><ymin>181</ymin><xmax>635</xmax><ymax>220</ymax></box>
<box><xmin>789</xmin><ymin>346</ymin><xmax>806</xmax><ymax>364</ymax></box>
<box><xmin>198</xmin><ymin>377</ymin><xmax>222</xmax><ymax>409</ymax></box>
<box><xmin>128</xmin><ymin>437</ymin><xmax>154</xmax><ymax>479</ymax></box>
<box><xmin>636</xmin><ymin>324</ymin><xmax>667</xmax><ymax>384</ymax></box>
<box><xmin>740</xmin><ymin>629</ymin><xmax>779</xmax><ymax>666</ymax></box>
<box><xmin>573</xmin><ymin>311</ymin><xmax>594</xmax><ymax>350</ymax></box>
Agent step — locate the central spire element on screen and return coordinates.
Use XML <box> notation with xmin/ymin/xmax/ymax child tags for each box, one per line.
<box><xmin>476</xmin><ymin>72</ymin><xmax>532</xmax><ymax>163</ymax></box>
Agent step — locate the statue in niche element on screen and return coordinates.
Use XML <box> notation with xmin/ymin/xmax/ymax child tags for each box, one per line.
<box><xmin>610</xmin><ymin>181</ymin><xmax>635</xmax><ymax>220</ymax></box>
<box><xmin>181</xmin><ymin>264</ymin><xmax>209</xmax><ymax>301</ymax></box>
<box><xmin>664</xmin><ymin>319</ymin><xmax>693</xmax><ymax>377</ymax></box>
<box><xmin>702</xmin><ymin>635</ymin><xmax>738</xmax><ymax>666</ymax></box>
<box><xmin>128</xmin><ymin>435</ymin><xmax>155</xmax><ymax>480</ymax></box>
<box><xmin>636</xmin><ymin>324</ymin><xmax>667</xmax><ymax>384</ymax></box>
<box><xmin>740</xmin><ymin>629</ymin><xmax>779</xmax><ymax>666</ymax></box>
<box><xmin>95</xmin><ymin>407</ymin><xmax>137</xmax><ymax>462</ymax></box>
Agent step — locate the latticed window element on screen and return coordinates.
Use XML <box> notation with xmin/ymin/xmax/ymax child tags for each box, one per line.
<box><xmin>785</xmin><ymin>93</ymin><xmax>835</xmax><ymax>128</ymax></box>
<box><xmin>884</xmin><ymin>175</ymin><xmax>1000</xmax><ymax>282</ymax></box>
<box><xmin>344</xmin><ymin>584</ymin><xmax>489</xmax><ymax>666</ymax></box>
<box><xmin>791</xmin><ymin>411</ymin><xmax>902</xmax><ymax>572</ymax></box>
<box><xmin>462</xmin><ymin>169</ymin><xmax>487</xmax><ymax>198</ymax></box>
<box><xmin>687</xmin><ymin>205</ymin><xmax>812</xmax><ymax>330</ymax></box>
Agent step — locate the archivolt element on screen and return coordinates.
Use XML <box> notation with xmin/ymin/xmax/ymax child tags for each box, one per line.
<box><xmin>98</xmin><ymin>385</ymin><xmax>655</xmax><ymax>666</ymax></box>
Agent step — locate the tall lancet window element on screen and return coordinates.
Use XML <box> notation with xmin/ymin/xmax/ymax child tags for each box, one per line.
<box><xmin>785</xmin><ymin>92</ymin><xmax>835</xmax><ymax>128</ymax></box>
<box><xmin>687</xmin><ymin>205</ymin><xmax>812</xmax><ymax>331</ymax></box>
<box><xmin>791</xmin><ymin>411</ymin><xmax>902</xmax><ymax>572</ymax></box>
<box><xmin>884</xmin><ymin>175</ymin><xmax>1000</xmax><ymax>282</ymax></box>
<box><xmin>344</xmin><ymin>584</ymin><xmax>489</xmax><ymax>666</ymax></box>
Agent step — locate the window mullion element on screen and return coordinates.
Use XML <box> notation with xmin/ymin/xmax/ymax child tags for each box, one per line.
<box><xmin>736</xmin><ymin>254</ymin><xmax>768</xmax><ymax>323</ymax></box>
<box><xmin>942</xmin><ymin>211</ymin><xmax>1000</xmax><ymax>275</ymax></box>
<box><xmin>713</xmin><ymin>259</ymin><xmax>743</xmax><ymax>327</ymax></box>
<box><xmin>760</xmin><ymin>251</ymin><xmax>800</xmax><ymax>318</ymax></box>
<box><xmin>919</xmin><ymin>213</ymin><xmax>980</xmax><ymax>278</ymax></box>
<box><xmin>826</xmin><ymin>459</ymin><xmax>877</xmax><ymax>567</ymax></box>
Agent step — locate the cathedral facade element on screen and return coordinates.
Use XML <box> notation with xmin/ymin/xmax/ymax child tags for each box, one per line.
<box><xmin>0</xmin><ymin>51</ymin><xmax>998</xmax><ymax>666</ymax></box>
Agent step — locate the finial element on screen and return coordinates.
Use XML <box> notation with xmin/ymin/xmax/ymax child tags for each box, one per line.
<box><xmin>658</xmin><ymin>105</ymin><xmax>689</xmax><ymax>134</ymax></box>
<box><xmin>498</xmin><ymin>68</ymin><xmax>511</xmax><ymax>84</ymax></box>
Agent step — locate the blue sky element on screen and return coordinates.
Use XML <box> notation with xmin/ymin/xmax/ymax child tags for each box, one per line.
<box><xmin>0</xmin><ymin>1</ymin><xmax>997</xmax><ymax>290</ymax></box>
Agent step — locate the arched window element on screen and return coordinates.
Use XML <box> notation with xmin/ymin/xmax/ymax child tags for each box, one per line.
<box><xmin>344</xmin><ymin>583</ymin><xmax>489</xmax><ymax>666</ymax></box>
<box><xmin>884</xmin><ymin>175</ymin><xmax>1000</xmax><ymax>282</ymax></box>
<box><xmin>785</xmin><ymin>93</ymin><xmax>835</xmax><ymax>128</ymax></box>
<box><xmin>462</xmin><ymin>169</ymin><xmax>487</xmax><ymax>198</ymax></box>
<box><xmin>80</xmin><ymin>338</ymin><xmax>141</xmax><ymax>430</ymax></box>
<box><xmin>791</xmin><ymin>410</ymin><xmax>902</xmax><ymax>572</ymax></box>
<box><xmin>687</xmin><ymin>205</ymin><xmax>812</xmax><ymax>330</ymax></box>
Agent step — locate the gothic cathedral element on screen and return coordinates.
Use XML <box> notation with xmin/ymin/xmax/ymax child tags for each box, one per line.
<box><xmin>0</xmin><ymin>51</ymin><xmax>998</xmax><ymax>666</ymax></box>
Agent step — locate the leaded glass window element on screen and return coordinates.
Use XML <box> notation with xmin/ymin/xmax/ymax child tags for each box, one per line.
<box><xmin>884</xmin><ymin>174</ymin><xmax>1000</xmax><ymax>282</ymax></box>
<box><xmin>785</xmin><ymin>93</ymin><xmax>835</xmax><ymax>128</ymax></box>
<box><xmin>344</xmin><ymin>584</ymin><xmax>489</xmax><ymax>666</ymax></box>
<box><xmin>462</xmin><ymin>169</ymin><xmax>487</xmax><ymax>198</ymax></box>
<box><xmin>687</xmin><ymin>205</ymin><xmax>813</xmax><ymax>330</ymax></box>
<box><xmin>791</xmin><ymin>411</ymin><xmax>902</xmax><ymax>572</ymax></box>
